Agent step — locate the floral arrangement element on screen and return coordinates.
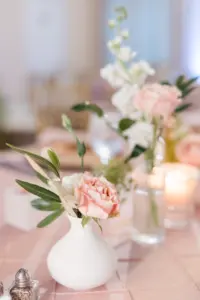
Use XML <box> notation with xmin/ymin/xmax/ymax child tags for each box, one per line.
<box><xmin>7</xmin><ymin>115</ymin><xmax>120</xmax><ymax>228</ymax></box>
<box><xmin>71</xmin><ymin>7</ymin><xmax>182</xmax><ymax>175</ymax></box>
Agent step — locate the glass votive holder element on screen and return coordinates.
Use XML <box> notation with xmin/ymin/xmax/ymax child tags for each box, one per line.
<box><xmin>163</xmin><ymin>163</ymin><xmax>199</xmax><ymax>229</ymax></box>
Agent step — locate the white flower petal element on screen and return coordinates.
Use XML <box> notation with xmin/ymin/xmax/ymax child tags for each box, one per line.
<box><xmin>111</xmin><ymin>84</ymin><xmax>139</xmax><ymax>117</ymax></box>
<box><xmin>125</xmin><ymin>122</ymin><xmax>153</xmax><ymax>149</ymax></box>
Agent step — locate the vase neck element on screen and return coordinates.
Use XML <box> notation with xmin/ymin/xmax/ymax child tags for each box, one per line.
<box><xmin>68</xmin><ymin>216</ymin><xmax>92</xmax><ymax>233</ymax></box>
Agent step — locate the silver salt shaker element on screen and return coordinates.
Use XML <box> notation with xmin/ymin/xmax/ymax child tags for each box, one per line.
<box><xmin>0</xmin><ymin>282</ymin><xmax>4</xmax><ymax>297</ymax></box>
<box><xmin>10</xmin><ymin>269</ymin><xmax>39</xmax><ymax>300</ymax></box>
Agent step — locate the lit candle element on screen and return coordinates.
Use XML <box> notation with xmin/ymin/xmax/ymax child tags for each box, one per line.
<box><xmin>162</xmin><ymin>163</ymin><xmax>199</xmax><ymax>229</ymax></box>
<box><xmin>164</xmin><ymin>163</ymin><xmax>199</xmax><ymax>206</ymax></box>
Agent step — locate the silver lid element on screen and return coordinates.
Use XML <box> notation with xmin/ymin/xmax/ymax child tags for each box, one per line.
<box><xmin>0</xmin><ymin>282</ymin><xmax>3</xmax><ymax>296</ymax></box>
<box><xmin>15</xmin><ymin>269</ymin><xmax>32</xmax><ymax>288</ymax></box>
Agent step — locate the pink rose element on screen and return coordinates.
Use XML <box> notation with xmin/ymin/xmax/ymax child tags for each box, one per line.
<box><xmin>176</xmin><ymin>134</ymin><xmax>200</xmax><ymax>166</ymax></box>
<box><xmin>75</xmin><ymin>173</ymin><xmax>120</xmax><ymax>219</ymax></box>
<box><xmin>134</xmin><ymin>83</ymin><xmax>181</xmax><ymax>121</ymax></box>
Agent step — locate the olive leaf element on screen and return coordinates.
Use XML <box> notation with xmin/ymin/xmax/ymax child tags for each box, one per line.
<box><xmin>62</xmin><ymin>114</ymin><xmax>73</xmax><ymax>132</ymax></box>
<box><xmin>16</xmin><ymin>180</ymin><xmax>61</xmax><ymax>202</ymax></box>
<box><xmin>72</xmin><ymin>103</ymin><xmax>104</xmax><ymax>118</ymax></box>
<box><xmin>31</xmin><ymin>199</ymin><xmax>62</xmax><ymax>211</ymax></box>
<box><xmin>6</xmin><ymin>144</ymin><xmax>59</xmax><ymax>177</ymax></box>
<box><xmin>37</xmin><ymin>208</ymin><xmax>65</xmax><ymax>228</ymax></box>
<box><xmin>47</xmin><ymin>149</ymin><xmax>60</xmax><ymax>170</ymax></box>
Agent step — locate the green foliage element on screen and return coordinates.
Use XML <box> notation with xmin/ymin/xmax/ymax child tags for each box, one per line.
<box><xmin>37</xmin><ymin>208</ymin><xmax>65</xmax><ymax>228</ymax></box>
<box><xmin>161</xmin><ymin>74</ymin><xmax>198</xmax><ymax>114</ymax></box>
<box><xmin>6</xmin><ymin>144</ymin><xmax>59</xmax><ymax>177</ymax></box>
<box><xmin>174</xmin><ymin>103</ymin><xmax>192</xmax><ymax>114</ymax></box>
<box><xmin>62</xmin><ymin>114</ymin><xmax>87</xmax><ymax>169</ymax></box>
<box><xmin>72</xmin><ymin>103</ymin><xmax>104</xmax><ymax>118</ymax></box>
<box><xmin>16</xmin><ymin>180</ymin><xmax>61</xmax><ymax>202</ymax></box>
<box><xmin>76</xmin><ymin>139</ymin><xmax>86</xmax><ymax>158</ymax></box>
<box><xmin>81</xmin><ymin>216</ymin><xmax>91</xmax><ymax>227</ymax></box>
<box><xmin>31</xmin><ymin>199</ymin><xmax>61</xmax><ymax>211</ymax></box>
<box><xmin>97</xmin><ymin>158</ymin><xmax>131</xmax><ymax>186</ymax></box>
<box><xmin>118</xmin><ymin>118</ymin><xmax>135</xmax><ymax>132</ymax></box>
<box><xmin>35</xmin><ymin>172</ymin><xmax>49</xmax><ymax>185</ymax></box>
<box><xmin>125</xmin><ymin>145</ymin><xmax>146</xmax><ymax>163</ymax></box>
<box><xmin>62</xmin><ymin>114</ymin><xmax>73</xmax><ymax>132</ymax></box>
<box><xmin>47</xmin><ymin>149</ymin><xmax>60</xmax><ymax>170</ymax></box>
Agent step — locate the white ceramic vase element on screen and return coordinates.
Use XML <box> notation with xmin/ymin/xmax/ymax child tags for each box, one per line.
<box><xmin>47</xmin><ymin>216</ymin><xmax>117</xmax><ymax>290</ymax></box>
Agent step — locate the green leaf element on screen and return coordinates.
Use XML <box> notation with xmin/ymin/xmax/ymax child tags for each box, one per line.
<box><xmin>72</xmin><ymin>103</ymin><xmax>104</xmax><ymax>118</ymax></box>
<box><xmin>31</xmin><ymin>199</ymin><xmax>62</xmax><ymax>211</ymax></box>
<box><xmin>182</xmin><ymin>76</ymin><xmax>198</xmax><ymax>89</ymax></box>
<box><xmin>182</xmin><ymin>87</ymin><xmax>196</xmax><ymax>98</ymax></box>
<box><xmin>175</xmin><ymin>75</ymin><xmax>185</xmax><ymax>87</ymax></box>
<box><xmin>62</xmin><ymin>114</ymin><xmax>73</xmax><ymax>132</ymax></box>
<box><xmin>160</xmin><ymin>80</ymin><xmax>171</xmax><ymax>86</ymax></box>
<box><xmin>6</xmin><ymin>144</ymin><xmax>59</xmax><ymax>177</ymax></box>
<box><xmin>47</xmin><ymin>149</ymin><xmax>60</xmax><ymax>170</ymax></box>
<box><xmin>119</xmin><ymin>118</ymin><xmax>135</xmax><ymax>132</ymax></box>
<box><xmin>81</xmin><ymin>216</ymin><xmax>91</xmax><ymax>227</ymax></box>
<box><xmin>37</xmin><ymin>208</ymin><xmax>65</xmax><ymax>228</ymax></box>
<box><xmin>175</xmin><ymin>103</ymin><xmax>192</xmax><ymax>113</ymax></box>
<box><xmin>76</xmin><ymin>139</ymin><xmax>86</xmax><ymax>157</ymax></box>
<box><xmin>35</xmin><ymin>172</ymin><xmax>48</xmax><ymax>185</ymax></box>
<box><xmin>16</xmin><ymin>180</ymin><xmax>61</xmax><ymax>202</ymax></box>
<box><xmin>125</xmin><ymin>145</ymin><xmax>146</xmax><ymax>163</ymax></box>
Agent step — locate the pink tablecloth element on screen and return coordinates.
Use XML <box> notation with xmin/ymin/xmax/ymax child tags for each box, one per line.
<box><xmin>1</xmin><ymin>168</ymin><xmax>200</xmax><ymax>299</ymax></box>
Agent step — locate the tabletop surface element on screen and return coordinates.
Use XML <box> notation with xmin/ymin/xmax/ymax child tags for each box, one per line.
<box><xmin>1</xmin><ymin>156</ymin><xmax>200</xmax><ymax>300</ymax></box>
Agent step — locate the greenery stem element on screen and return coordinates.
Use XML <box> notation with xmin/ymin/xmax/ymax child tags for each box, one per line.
<box><xmin>144</xmin><ymin>118</ymin><xmax>159</xmax><ymax>227</ymax></box>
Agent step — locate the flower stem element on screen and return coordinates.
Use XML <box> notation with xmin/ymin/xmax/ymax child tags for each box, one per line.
<box><xmin>144</xmin><ymin>118</ymin><xmax>159</xmax><ymax>227</ymax></box>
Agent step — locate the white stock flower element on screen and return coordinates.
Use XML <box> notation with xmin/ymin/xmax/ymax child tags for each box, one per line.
<box><xmin>120</xmin><ymin>29</ymin><xmax>129</xmax><ymax>39</ymax></box>
<box><xmin>107</xmin><ymin>36</ymin><xmax>123</xmax><ymax>51</ymax></box>
<box><xmin>108</xmin><ymin>19</ymin><xmax>116</xmax><ymax>28</ymax></box>
<box><xmin>129</xmin><ymin>61</ymin><xmax>155</xmax><ymax>86</ymax></box>
<box><xmin>62</xmin><ymin>173</ymin><xmax>83</xmax><ymax>195</ymax></box>
<box><xmin>100</xmin><ymin>62</ymin><xmax>129</xmax><ymax>88</ymax></box>
<box><xmin>111</xmin><ymin>84</ymin><xmax>139</xmax><ymax>117</ymax></box>
<box><xmin>117</xmin><ymin>47</ymin><xmax>136</xmax><ymax>62</ymax></box>
<box><xmin>124</xmin><ymin>122</ymin><xmax>153</xmax><ymax>149</ymax></box>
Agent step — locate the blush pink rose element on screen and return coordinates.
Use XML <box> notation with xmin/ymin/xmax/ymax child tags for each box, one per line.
<box><xmin>75</xmin><ymin>173</ymin><xmax>120</xmax><ymax>219</ymax></box>
<box><xmin>176</xmin><ymin>134</ymin><xmax>200</xmax><ymax>166</ymax></box>
<box><xmin>134</xmin><ymin>83</ymin><xmax>181</xmax><ymax>121</ymax></box>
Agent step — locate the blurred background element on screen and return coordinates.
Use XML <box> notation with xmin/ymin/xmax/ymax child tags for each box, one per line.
<box><xmin>0</xmin><ymin>0</ymin><xmax>200</xmax><ymax>148</ymax></box>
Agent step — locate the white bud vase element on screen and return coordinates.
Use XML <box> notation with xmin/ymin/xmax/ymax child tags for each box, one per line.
<box><xmin>47</xmin><ymin>216</ymin><xmax>117</xmax><ymax>290</ymax></box>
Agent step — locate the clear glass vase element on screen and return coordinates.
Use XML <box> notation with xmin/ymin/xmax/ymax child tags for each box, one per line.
<box><xmin>131</xmin><ymin>167</ymin><xmax>166</xmax><ymax>245</ymax></box>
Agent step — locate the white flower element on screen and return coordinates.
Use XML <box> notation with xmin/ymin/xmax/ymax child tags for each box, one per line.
<box><xmin>100</xmin><ymin>62</ymin><xmax>129</xmax><ymax>88</ymax></box>
<box><xmin>120</xmin><ymin>29</ymin><xmax>129</xmax><ymax>39</ymax></box>
<box><xmin>129</xmin><ymin>61</ymin><xmax>155</xmax><ymax>86</ymax></box>
<box><xmin>117</xmin><ymin>47</ymin><xmax>136</xmax><ymax>62</ymax></box>
<box><xmin>62</xmin><ymin>173</ymin><xmax>83</xmax><ymax>195</ymax></box>
<box><xmin>108</xmin><ymin>19</ymin><xmax>116</xmax><ymax>28</ymax></box>
<box><xmin>107</xmin><ymin>36</ymin><xmax>123</xmax><ymax>50</ymax></box>
<box><xmin>124</xmin><ymin>122</ymin><xmax>153</xmax><ymax>149</ymax></box>
<box><xmin>111</xmin><ymin>84</ymin><xmax>139</xmax><ymax>117</ymax></box>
